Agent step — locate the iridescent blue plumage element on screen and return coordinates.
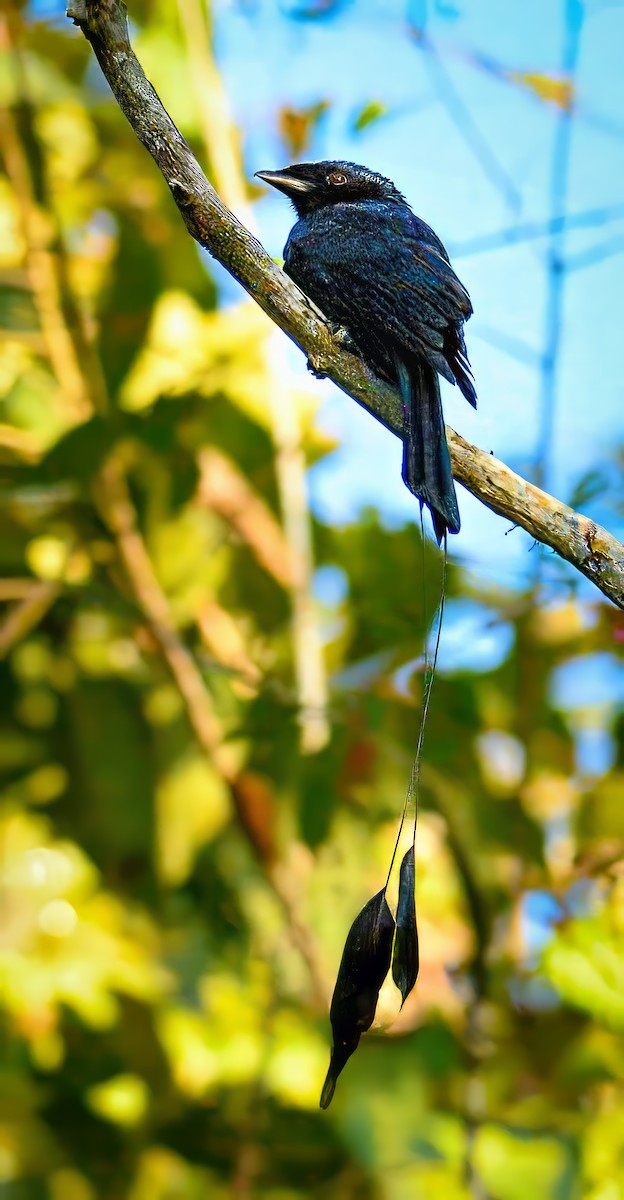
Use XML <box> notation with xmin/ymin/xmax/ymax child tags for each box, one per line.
<box><xmin>256</xmin><ymin>161</ymin><xmax>476</xmax><ymax>541</ymax></box>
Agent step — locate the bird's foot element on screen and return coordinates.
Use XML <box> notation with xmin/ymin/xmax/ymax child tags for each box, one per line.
<box><xmin>307</xmin><ymin>325</ymin><xmax>357</xmax><ymax>378</ymax></box>
<box><xmin>328</xmin><ymin>322</ymin><xmax>358</xmax><ymax>353</ymax></box>
<box><xmin>307</xmin><ymin>323</ymin><xmax>358</xmax><ymax>378</ymax></box>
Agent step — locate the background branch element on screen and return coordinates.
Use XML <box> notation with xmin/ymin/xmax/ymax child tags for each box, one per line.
<box><xmin>67</xmin><ymin>0</ymin><xmax>624</xmax><ymax>610</ymax></box>
<box><xmin>0</xmin><ymin>581</ymin><xmax>61</xmax><ymax>661</ymax></box>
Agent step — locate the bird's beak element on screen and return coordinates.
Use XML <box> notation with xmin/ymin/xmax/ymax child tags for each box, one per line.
<box><xmin>255</xmin><ymin>169</ymin><xmax>317</xmax><ymax>197</ymax></box>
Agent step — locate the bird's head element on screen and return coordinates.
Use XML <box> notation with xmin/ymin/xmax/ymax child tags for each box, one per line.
<box><xmin>255</xmin><ymin>161</ymin><xmax>406</xmax><ymax>216</ymax></box>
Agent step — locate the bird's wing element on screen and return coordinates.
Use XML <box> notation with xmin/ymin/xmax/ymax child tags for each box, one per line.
<box><xmin>286</xmin><ymin>207</ymin><xmax>472</xmax><ymax>385</ymax></box>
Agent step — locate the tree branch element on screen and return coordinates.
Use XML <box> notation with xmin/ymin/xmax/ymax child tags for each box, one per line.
<box><xmin>0</xmin><ymin>581</ymin><xmax>61</xmax><ymax>661</ymax></box>
<box><xmin>67</xmin><ymin>0</ymin><xmax>624</xmax><ymax>608</ymax></box>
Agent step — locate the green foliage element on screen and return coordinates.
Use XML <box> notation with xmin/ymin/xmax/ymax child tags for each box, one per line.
<box><xmin>352</xmin><ymin>100</ymin><xmax>389</xmax><ymax>134</ymax></box>
<box><xmin>0</xmin><ymin>4</ymin><xmax>623</xmax><ymax>1198</ymax></box>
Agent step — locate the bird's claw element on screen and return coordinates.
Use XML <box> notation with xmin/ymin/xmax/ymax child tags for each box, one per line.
<box><xmin>328</xmin><ymin>322</ymin><xmax>357</xmax><ymax>353</ymax></box>
<box><xmin>307</xmin><ymin>323</ymin><xmax>358</xmax><ymax>377</ymax></box>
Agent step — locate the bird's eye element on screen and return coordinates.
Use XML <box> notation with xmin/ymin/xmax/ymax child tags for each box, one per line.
<box><xmin>327</xmin><ymin>171</ymin><xmax>348</xmax><ymax>186</ymax></box>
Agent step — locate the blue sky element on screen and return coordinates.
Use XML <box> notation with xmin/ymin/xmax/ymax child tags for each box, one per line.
<box><xmin>214</xmin><ymin>0</ymin><xmax>624</xmax><ymax>596</ymax></box>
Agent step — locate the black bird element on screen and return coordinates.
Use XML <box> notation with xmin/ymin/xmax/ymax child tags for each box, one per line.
<box><xmin>256</xmin><ymin>161</ymin><xmax>476</xmax><ymax>542</ymax></box>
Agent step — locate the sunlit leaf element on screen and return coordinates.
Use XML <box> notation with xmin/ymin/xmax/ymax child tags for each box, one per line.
<box><xmin>156</xmin><ymin>753</ymin><xmax>231</xmax><ymax>886</ymax></box>
<box><xmin>86</xmin><ymin>1073</ymin><xmax>150</xmax><ymax>1127</ymax></box>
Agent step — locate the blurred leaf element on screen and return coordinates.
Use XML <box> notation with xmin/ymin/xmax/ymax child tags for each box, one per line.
<box><xmin>100</xmin><ymin>216</ymin><xmax>162</xmax><ymax>393</ymax></box>
<box><xmin>298</xmin><ymin>738</ymin><xmax>345</xmax><ymax>847</ymax></box>
<box><xmin>278</xmin><ymin>101</ymin><xmax>329</xmax><ymax>158</ymax></box>
<box><xmin>543</xmin><ymin>904</ymin><xmax>624</xmax><ymax>1030</ymax></box>
<box><xmin>37</xmin><ymin>416</ymin><xmax>114</xmax><ymax>485</ymax></box>
<box><xmin>86</xmin><ymin>1073</ymin><xmax>150</xmax><ymax>1127</ymax></box>
<box><xmin>0</xmin><ymin>288</ymin><xmax>39</xmax><ymax>332</ymax></box>
<box><xmin>579</xmin><ymin>770</ymin><xmax>624</xmax><ymax>841</ymax></box>
<box><xmin>62</xmin><ymin>679</ymin><xmax>155</xmax><ymax>867</ymax></box>
<box><xmin>352</xmin><ymin>99</ymin><xmax>388</xmax><ymax>133</ymax></box>
<box><xmin>473</xmin><ymin>1125</ymin><xmax>574</xmax><ymax>1200</ymax></box>
<box><xmin>156</xmin><ymin>753</ymin><xmax>231</xmax><ymax>886</ymax></box>
<box><xmin>508</xmin><ymin>70</ymin><xmax>575</xmax><ymax>110</ymax></box>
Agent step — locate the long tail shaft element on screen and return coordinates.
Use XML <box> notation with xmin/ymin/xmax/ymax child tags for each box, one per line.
<box><xmin>397</xmin><ymin>357</ymin><xmax>460</xmax><ymax>544</ymax></box>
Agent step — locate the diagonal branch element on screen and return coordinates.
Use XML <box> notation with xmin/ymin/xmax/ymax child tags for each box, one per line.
<box><xmin>0</xmin><ymin>581</ymin><xmax>61</xmax><ymax>661</ymax></box>
<box><xmin>197</xmin><ymin>447</ymin><xmax>296</xmax><ymax>588</ymax></box>
<box><xmin>67</xmin><ymin>0</ymin><xmax>624</xmax><ymax>608</ymax></box>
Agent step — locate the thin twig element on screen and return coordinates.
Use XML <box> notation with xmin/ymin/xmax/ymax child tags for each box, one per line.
<box><xmin>66</xmin><ymin>0</ymin><xmax>624</xmax><ymax>608</ymax></box>
<box><xmin>0</xmin><ymin>581</ymin><xmax>61</xmax><ymax>660</ymax></box>
<box><xmin>451</xmin><ymin>201</ymin><xmax>624</xmax><ymax>259</ymax></box>
<box><xmin>196</xmin><ymin>599</ymin><xmax>262</xmax><ymax>691</ymax></box>
<box><xmin>197</xmin><ymin>447</ymin><xmax>295</xmax><ymax>588</ymax></box>
<box><xmin>0</xmin><ymin>579</ymin><xmax>46</xmax><ymax>601</ymax></box>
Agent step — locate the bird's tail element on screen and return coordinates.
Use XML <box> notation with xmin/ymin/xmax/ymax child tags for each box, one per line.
<box><xmin>397</xmin><ymin>356</ymin><xmax>460</xmax><ymax>544</ymax></box>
